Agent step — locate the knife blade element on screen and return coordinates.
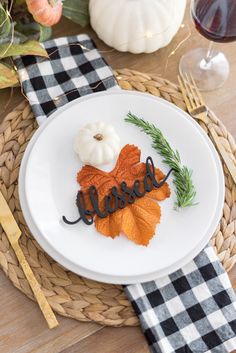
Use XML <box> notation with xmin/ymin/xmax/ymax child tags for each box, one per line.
<box><xmin>0</xmin><ymin>191</ymin><xmax>59</xmax><ymax>329</ymax></box>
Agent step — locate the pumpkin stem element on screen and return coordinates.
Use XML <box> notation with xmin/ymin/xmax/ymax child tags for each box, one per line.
<box><xmin>93</xmin><ymin>133</ymin><xmax>103</xmax><ymax>141</ymax></box>
<box><xmin>49</xmin><ymin>0</ymin><xmax>57</xmax><ymax>6</ymax></box>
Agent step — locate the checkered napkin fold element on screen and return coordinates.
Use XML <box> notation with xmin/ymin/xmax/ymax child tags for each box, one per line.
<box><xmin>14</xmin><ymin>34</ymin><xmax>117</xmax><ymax>125</ymax></box>
<box><xmin>14</xmin><ymin>34</ymin><xmax>236</xmax><ymax>353</ymax></box>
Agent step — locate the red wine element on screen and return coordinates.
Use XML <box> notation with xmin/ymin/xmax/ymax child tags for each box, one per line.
<box><xmin>192</xmin><ymin>0</ymin><xmax>236</xmax><ymax>43</ymax></box>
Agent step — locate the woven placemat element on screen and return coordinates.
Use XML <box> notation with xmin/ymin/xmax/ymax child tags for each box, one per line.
<box><xmin>0</xmin><ymin>69</ymin><xmax>236</xmax><ymax>327</ymax></box>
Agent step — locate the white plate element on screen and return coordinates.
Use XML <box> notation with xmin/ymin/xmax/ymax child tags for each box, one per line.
<box><xmin>19</xmin><ymin>91</ymin><xmax>224</xmax><ymax>284</ymax></box>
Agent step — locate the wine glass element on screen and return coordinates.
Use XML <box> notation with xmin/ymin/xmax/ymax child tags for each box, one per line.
<box><xmin>179</xmin><ymin>0</ymin><xmax>236</xmax><ymax>91</ymax></box>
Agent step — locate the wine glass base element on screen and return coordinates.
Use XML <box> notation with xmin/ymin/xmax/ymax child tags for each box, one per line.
<box><xmin>179</xmin><ymin>47</ymin><xmax>230</xmax><ymax>91</ymax></box>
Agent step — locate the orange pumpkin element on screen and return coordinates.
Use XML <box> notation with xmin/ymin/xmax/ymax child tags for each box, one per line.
<box><xmin>26</xmin><ymin>0</ymin><xmax>63</xmax><ymax>27</ymax></box>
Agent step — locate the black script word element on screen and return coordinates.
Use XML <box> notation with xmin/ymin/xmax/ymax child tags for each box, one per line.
<box><xmin>62</xmin><ymin>157</ymin><xmax>173</xmax><ymax>226</ymax></box>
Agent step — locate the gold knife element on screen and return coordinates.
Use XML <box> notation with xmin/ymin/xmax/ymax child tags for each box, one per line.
<box><xmin>0</xmin><ymin>191</ymin><xmax>59</xmax><ymax>329</ymax></box>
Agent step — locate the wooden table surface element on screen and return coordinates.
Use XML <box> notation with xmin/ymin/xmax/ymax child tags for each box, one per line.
<box><xmin>0</xmin><ymin>2</ymin><xmax>236</xmax><ymax>352</ymax></box>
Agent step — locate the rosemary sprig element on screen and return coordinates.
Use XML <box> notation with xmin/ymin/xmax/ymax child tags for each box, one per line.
<box><xmin>125</xmin><ymin>112</ymin><xmax>197</xmax><ymax>209</ymax></box>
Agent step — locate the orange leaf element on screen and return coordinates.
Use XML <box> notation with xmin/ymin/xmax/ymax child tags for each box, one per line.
<box><xmin>131</xmin><ymin>162</ymin><xmax>165</xmax><ymax>182</ymax></box>
<box><xmin>111</xmin><ymin>144</ymin><xmax>141</xmax><ymax>184</ymax></box>
<box><xmin>76</xmin><ymin>144</ymin><xmax>171</xmax><ymax>245</ymax></box>
<box><xmin>126</xmin><ymin>162</ymin><xmax>170</xmax><ymax>200</ymax></box>
<box><xmin>95</xmin><ymin>197</ymin><xmax>161</xmax><ymax>246</ymax></box>
<box><xmin>148</xmin><ymin>183</ymin><xmax>171</xmax><ymax>201</ymax></box>
<box><xmin>77</xmin><ymin>166</ymin><xmax>116</xmax><ymax>198</ymax></box>
<box><xmin>77</xmin><ymin>144</ymin><xmax>142</xmax><ymax>198</ymax></box>
<box><xmin>95</xmin><ymin>210</ymin><xmax>122</xmax><ymax>239</ymax></box>
<box><xmin>121</xmin><ymin>197</ymin><xmax>161</xmax><ymax>246</ymax></box>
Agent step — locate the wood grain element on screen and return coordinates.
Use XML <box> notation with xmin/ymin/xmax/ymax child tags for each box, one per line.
<box><xmin>60</xmin><ymin>327</ymin><xmax>149</xmax><ymax>353</ymax></box>
<box><xmin>0</xmin><ymin>1</ymin><xmax>236</xmax><ymax>352</ymax></box>
<box><xmin>0</xmin><ymin>271</ymin><xmax>101</xmax><ymax>353</ymax></box>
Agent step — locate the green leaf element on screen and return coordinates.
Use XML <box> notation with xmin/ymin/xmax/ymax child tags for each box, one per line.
<box><xmin>0</xmin><ymin>30</ymin><xmax>29</xmax><ymax>45</ymax></box>
<box><xmin>14</xmin><ymin>0</ymin><xmax>26</xmax><ymax>5</ymax></box>
<box><xmin>125</xmin><ymin>112</ymin><xmax>197</xmax><ymax>209</ymax></box>
<box><xmin>0</xmin><ymin>21</ymin><xmax>30</xmax><ymax>45</ymax></box>
<box><xmin>15</xmin><ymin>22</ymin><xmax>40</xmax><ymax>37</ymax></box>
<box><xmin>62</xmin><ymin>0</ymin><xmax>90</xmax><ymax>27</ymax></box>
<box><xmin>0</xmin><ymin>4</ymin><xmax>11</xmax><ymax>39</ymax></box>
<box><xmin>0</xmin><ymin>40</ymin><xmax>48</xmax><ymax>58</ymax></box>
<box><xmin>0</xmin><ymin>62</ymin><xmax>19</xmax><ymax>89</ymax></box>
<box><xmin>13</xmin><ymin>30</ymin><xmax>28</xmax><ymax>43</ymax></box>
<box><xmin>14</xmin><ymin>22</ymin><xmax>52</xmax><ymax>43</ymax></box>
<box><xmin>39</xmin><ymin>25</ymin><xmax>52</xmax><ymax>42</ymax></box>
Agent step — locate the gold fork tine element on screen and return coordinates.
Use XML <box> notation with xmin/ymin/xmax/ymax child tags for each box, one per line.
<box><xmin>178</xmin><ymin>75</ymin><xmax>192</xmax><ymax>112</ymax></box>
<box><xmin>182</xmin><ymin>73</ymin><xmax>196</xmax><ymax>109</ymax></box>
<box><xmin>179</xmin><ymin>71</ymin><xmax>236</xmax><ymax>185</ymax></box>
<box><xmin>189</xmin><ymin>72</ymin><xmax>205</xmax><ymax>105</ymax></box>
<box><xmin>185</xmin><ymin>73</ymin><xmax>198</xmax><ymax>108</ymax></box>
<box><xmin>183</xmin><ymin>75</ymin><xmax>194</xmax><ymax>109</ymax></box>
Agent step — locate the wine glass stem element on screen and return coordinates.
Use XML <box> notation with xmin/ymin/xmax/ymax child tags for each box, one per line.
<box><xmin>205</xmin><ymin>41</ymin><xmax>214</xmax><ymax>63</ymax></box>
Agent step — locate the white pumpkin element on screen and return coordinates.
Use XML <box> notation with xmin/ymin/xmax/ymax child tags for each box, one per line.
<box><xmin>74</xmin><ymin>122</ymin><xmax>120</xmax><ymax>166</ymax></box>
<box><xmin>89</xmin><ymin>0</ymin><xmax>186</xmax><ymax>54</ymax></box>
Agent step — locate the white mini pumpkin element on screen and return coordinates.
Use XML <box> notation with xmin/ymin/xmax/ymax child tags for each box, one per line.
<box><xmin>89</xmin><ymin>0</ymin><xmax>186</xmax><ymax>54</ymax></box>
<box><xmin>74</xmin><ymin>122</ymin><xmax>120</xmax><ymax>166</ymax></box>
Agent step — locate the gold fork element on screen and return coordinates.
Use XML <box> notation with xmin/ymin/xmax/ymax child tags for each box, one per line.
<box><xmin>178</xmin><ymin>73</ymin><xmax>236</xmax><ymax>185</ymax></box>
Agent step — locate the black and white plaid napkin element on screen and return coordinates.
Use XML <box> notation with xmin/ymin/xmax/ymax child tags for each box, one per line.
<box><xmin>125</xmin><ymin>245</ymin><xmax>236</xmax><ymax>353</ymax></box>
<box><xmin>15</xmin><ymin>34</ymin><xmax>236</xmax><ymax>353</ymax></box>
<box><xmin>14</xmin><ymin>34</ymin><xmax>117</xmax><ymax>125</ymax></box>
